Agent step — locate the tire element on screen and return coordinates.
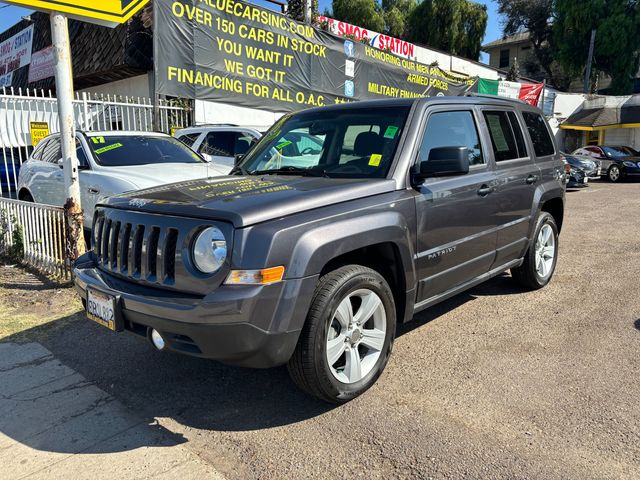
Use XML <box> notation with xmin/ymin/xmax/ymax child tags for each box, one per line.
<box><xmin>287</xmin><ymin>265</ymin><xmax>396</xmax><ymax>404</ymax></box>
<box><xmin>511</xmin><ymin>212</ymin><xmax>559</xmax><ymax>290</ymax></box>
<box><xmin>607</xmin><ymin>164</ymin><xmax>622</xmax><ymax>182</ymax></box>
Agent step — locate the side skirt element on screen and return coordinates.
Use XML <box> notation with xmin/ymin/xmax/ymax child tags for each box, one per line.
<box><xmin>412</xmin><ymin>258</ymin><xmax>524</xmax><ymax>315</ymax></box>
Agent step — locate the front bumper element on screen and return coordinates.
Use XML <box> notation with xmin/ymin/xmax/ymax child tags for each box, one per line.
<box><xmin>74</xmin><ymin>253</ymin><xmax>318</xmax><ymax>368</ymax></box>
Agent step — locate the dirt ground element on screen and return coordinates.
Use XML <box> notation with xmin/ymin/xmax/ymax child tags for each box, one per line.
<box><xmin>0</xmin><ymin>265</ymin><xmax>81</xmax><ymax>340</ymax></box>
<box><xmin>1</xmin><ymin>179</ymin><xmax>639</xmax><ymax>479</ymax></box>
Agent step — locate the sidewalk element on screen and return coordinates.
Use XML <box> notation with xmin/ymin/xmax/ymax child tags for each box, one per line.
<box><xmin>0</xmin><ymin>342</ymin><xmax>224</xmax><ymax>480</ymax></box>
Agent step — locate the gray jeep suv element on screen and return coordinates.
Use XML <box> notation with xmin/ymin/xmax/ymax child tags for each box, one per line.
<box><xmin>74</xmin><ymin>97</ymin><xmax>565</xmax><ymax>403</ymax></box>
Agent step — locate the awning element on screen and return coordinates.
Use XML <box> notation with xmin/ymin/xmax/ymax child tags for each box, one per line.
<box><xmin>561</xmin><ymin>105</ymin><xmax>640</xmax><ymax>130</ymax></box>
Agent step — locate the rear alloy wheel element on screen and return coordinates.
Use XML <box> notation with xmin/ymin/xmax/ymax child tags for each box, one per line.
<box><xmin>287</xmin><ymin>265</ymin><xmax>396</xmax><ymax>403</ymax></box>
<box><xmin>608</xmin><ymin>164</ymin><xmax>621</xmax><ymax>182</ymax></box>
<box><xmin>511</xmin><ymin>212</ymin><xmax>559</xmax><ymax>290</ymax></box>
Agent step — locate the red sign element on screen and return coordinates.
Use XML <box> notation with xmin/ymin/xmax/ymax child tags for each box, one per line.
<box><xmin>518</xmin><ymin>83</ymin><xmax>544</xmax><ymax>106</ymax></box>
<box><xmin>28</xmin><ymin>46</ymin><xmax>56</xmax><ymax>83</ymax></box>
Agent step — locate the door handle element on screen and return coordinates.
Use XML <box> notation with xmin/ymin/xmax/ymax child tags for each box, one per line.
<box><xmin>526</xmin><ymin>174</ymin><xmax>539</xmax><ymax>184</ymax></box>
<box><xmin>87</xmin><ymin>187</ymin><xmax>100</xmax><ymax>195</ymax></box>
<box><xmin>477</xmin><ymin>184</ymin><xmax>494</xmax><ymax>197</ymax></box>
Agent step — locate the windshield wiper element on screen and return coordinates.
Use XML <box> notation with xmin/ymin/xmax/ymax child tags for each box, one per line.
<box><xmin>249</xmin><ymin>166</ymin><xmax>329</xmax><ymax>177</ymax></box>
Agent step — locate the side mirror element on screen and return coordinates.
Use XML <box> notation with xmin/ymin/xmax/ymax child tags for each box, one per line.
<box><xmin>234</xmin><ymin>154</ymin><xmax>244</xmax><ymax>165</ymax></box>
<box><xmin>416</xmin><ymin>146</ymin><xmax>470</xmax><ymax>179</ymax></box>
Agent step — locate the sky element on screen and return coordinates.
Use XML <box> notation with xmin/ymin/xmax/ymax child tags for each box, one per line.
<box><xmin>0</xmin><ymin>0</ymin><xmax>503</xmax><ymax>63</ymax></box>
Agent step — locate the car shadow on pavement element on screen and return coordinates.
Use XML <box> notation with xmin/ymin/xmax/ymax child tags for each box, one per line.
<box><xmin>0</xmin><ymin>272</ymin><xmax>526</xmax><ymax>455</ymax></box>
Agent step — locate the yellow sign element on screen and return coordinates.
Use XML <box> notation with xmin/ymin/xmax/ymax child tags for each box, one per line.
<box><xmin>29</xmin><ymin>122</ymin><xmax>49</xmax><ymax>146</ymax></box>
<box><xmin>2</xmin><ymin>1</ymin><xmax>150</xmax><ymax>27</ymax></box>
<box><xmin>170</xmin><ymin>126</ymin><xmax>181</xmax><ymax>137</ymax></box>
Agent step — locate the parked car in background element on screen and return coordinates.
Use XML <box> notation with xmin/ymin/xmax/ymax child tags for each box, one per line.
<box><xmin>1</xmin><ymin>147</ymin><xmax>32</xmax><ymax>194</ymax></box>
<box><xmin>17</xmin><ymin>131</ymin><xmax>228</xmax><ymax>228</ymax></box>
<box><xmin>572</xmin><ymin>145</ymin><xmax>640</xmax><ymax>182</ymax></box>
<box><xmin>561</xmin><ymin>156</ymin><xmax>588</xmax><ymax>189</ymax></box>
<box><xmin>561</xmin><ymin>152</ymin><xmax>601</xmax><ymax>179</ymax></box>
<box><xmin>174</xmin><ymin>125</ymin><xmax>262</xmax><ymax>171</ymax></box>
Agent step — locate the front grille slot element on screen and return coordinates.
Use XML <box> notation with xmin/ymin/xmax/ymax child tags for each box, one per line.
<box><xmin>131</xmin><ymin>225</ymin><xmax>144</xmax><ymax>277</ymax></box>
<box><xmin>109</xmin><ymin>221</ymin><xmax>120</xmax><ymax>270</ymax></box>
<box><xmin>164</xmin><ymin>228</ymin><xmax>178</xmax><ymax>282</ymax></box>
<box><xmin>119</xmin><ymin>223</ymin><xmax>132</xmax><ymax>273</ymax></box>
<box><xmin>146</xmin><ymin>227</ymin><xmax>160</xmax><ymax>281</ymax></box>
<box><xmin>101</xmin><ymin>219</ymin><xmax>112</xmax><ymax>264</ymax></box>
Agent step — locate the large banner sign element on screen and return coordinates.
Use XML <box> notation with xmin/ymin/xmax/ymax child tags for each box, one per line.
<box><xmin>155</xmin><ymin>0</ymin><xmax>477</xmax><ymax>112</ymax></box>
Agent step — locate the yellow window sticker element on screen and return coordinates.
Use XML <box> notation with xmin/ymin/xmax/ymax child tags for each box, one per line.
<box><xmin>368</xmin><ymin>154</ymin><xmax>382</xmax><ymax>167</ymax></box>
<box><xmin>91</xmin><ymin>136</ymin><xmax>106</xmax><ymax>144</ymax></box>
<box><xmin>95</xmin><ymin>143</ymin><xmax>123</xmax><ymax>155</ymax></box>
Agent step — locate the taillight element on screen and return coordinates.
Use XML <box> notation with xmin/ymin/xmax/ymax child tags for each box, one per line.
<box><xmin>564</xmin><ymin>163</ymin><xmax>572</xmax><ymax>174</ymax></box>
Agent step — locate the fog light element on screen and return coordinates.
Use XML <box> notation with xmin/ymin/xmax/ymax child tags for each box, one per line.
<box><xmin>150</xmin><ymin>329</ymin><xmax>165</xmax><ymax>350</ymax></box>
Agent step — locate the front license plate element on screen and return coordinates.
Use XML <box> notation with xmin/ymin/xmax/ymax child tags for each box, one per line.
<box><xmin>86</xmin><ymin>289</ymin><xmax>118</xmax><ymax>331</ymax></box>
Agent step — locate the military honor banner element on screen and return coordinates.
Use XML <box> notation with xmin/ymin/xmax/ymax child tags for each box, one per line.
<box><xmin>154</xmin><ymin>0</ymin><xmax>477</xmax><ymax>112</ymax></box>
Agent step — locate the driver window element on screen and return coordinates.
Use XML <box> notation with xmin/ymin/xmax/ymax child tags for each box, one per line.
<box><xmin>75</xmin><ymin>138</ymin><xmax>89</xmax><ymax>168</ymax></box>
<box><xmin>418</xmin><ymin>111</ymin><xmax>484</xmax><ymax>166</ymax></box>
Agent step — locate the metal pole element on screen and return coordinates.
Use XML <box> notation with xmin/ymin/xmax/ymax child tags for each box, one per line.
<box><xmin>304</xmin><ymin>0</ymin><xmax>312</xmax><ymax>24</ymax></box>
<box><xmin>50</xmin><ymin>12</ymin><xmax>85</xmax><ymax>261</ymax></box>
<box><xmin>584</xmin><ymin>29</ymin><xmax>596</xmax><ymax>94</ymax></box>
<box><xmin>540</xmin><ymin>78</ymin><xmax>546</xmax><ymax>113</ymax></box>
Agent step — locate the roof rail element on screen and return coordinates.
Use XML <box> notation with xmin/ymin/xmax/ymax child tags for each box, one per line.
<box><xmin>192</xmin><ymin>123</ymin><xmax>240</xmax><ymax>127</ymax></box>
<box><xmin>464</xmin><ymin>92</ymin><xmax>527</xmax><ymax>104</ymax></box>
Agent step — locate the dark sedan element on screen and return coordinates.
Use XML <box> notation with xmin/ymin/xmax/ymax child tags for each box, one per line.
<box><xmin>562</xmin><ymin>156</ymin><xmax>588</xmax><ymax>189</ymax></box>
<box><xmin>572</xmin><ymin>145</ymin><xmax>640</xmax><ymax>182</ymax></box>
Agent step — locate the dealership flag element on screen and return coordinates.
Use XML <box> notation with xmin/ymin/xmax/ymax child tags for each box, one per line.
<box><xmin>478</xmin><ymin>78</ymin><xmax>543</xmax><ymax>106</ymax></box>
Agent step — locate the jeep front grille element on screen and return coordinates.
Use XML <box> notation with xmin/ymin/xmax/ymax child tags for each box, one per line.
<box><xmin>92</xmin><ymin>207</ymin><xmax>231</xmax><ymax>295</ymax></box>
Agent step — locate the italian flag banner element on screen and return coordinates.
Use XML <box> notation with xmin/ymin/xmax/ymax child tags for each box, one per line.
<box><xmin>478</xmin><ymin>78</ymin><xmax>543</xmax><ymax>106</ymax></box>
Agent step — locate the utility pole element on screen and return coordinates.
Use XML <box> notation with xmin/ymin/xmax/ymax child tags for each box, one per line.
<box><xmin>50</xmin><ymin>12</ymin><xmax>85</xmax><ymax>260</ymax></box>
<box><xmin>304</xmin><ymin>0</ymin><xmax>312</xmax><ymax>24</ymax></box>
<box><xmin>583</xmin><ymin>29</ymin><xmax>596</xmax><ymax>94</ymax></box>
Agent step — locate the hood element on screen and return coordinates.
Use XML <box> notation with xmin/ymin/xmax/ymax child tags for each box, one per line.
<box><xmin>104</xmin><ymin>162</ymin><xmax>230</xmax><ymax>189</ymax></box>
<box><xmin>103</xmin><ymin>175</ymin><xmax>397</xmax><ymax>227</ymax></box>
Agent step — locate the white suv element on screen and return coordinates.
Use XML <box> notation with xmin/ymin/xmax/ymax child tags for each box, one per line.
<box><xmin>174</xmin><ymin>125</ymin><xmax>262</xmax><ymax>172</ymax></box>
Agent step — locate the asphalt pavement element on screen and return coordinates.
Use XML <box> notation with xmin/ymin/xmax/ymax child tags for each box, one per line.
<box><xmin>3</xmin><ymin>180</ymin><xmax>639</xmax><ymax>479</ymax></box>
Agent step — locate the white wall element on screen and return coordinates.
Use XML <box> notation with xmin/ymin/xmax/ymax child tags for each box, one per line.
<box><xmin>77</xmin><ymin>74</ymin><xmax>151</xmax><ymax>98</ymax></box>
<box><xmin>195</xmin><ymin>100</ymin><xmax>284</xmax><ymax>130</ymax></box>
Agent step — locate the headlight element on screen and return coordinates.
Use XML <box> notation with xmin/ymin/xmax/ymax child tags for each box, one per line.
<box><xmin>622</xmin><ymin>161</ymin><xmax>636</xmax><ymax>168</ymax></box>
<box><xmin>192</xmin><ymin>227</ymin><xmax>227</xmax><ymax>273</ymax></box>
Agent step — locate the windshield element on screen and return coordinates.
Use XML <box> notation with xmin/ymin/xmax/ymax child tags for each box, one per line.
<box><xmin>236</xmin><ymin>106</ymin><xmax>411</xmax><ymax>178</ymax></box>
<box><xmin>602</xmin><ymin>146</ymin><xmax>636</xmax><ymax>158</ymax></box>
<box><xmin>88</xmin><ymin>135</ymin><xmax>206</xmax><ymax>167</ymax></box>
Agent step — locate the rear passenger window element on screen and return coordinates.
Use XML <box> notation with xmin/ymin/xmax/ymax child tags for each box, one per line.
<box><xmin>483</xmin><ymin>111</ymin><xmax>521</xmax><ymax>161</ymax></box>
<box><xmin>41</xmin><ymin>137</ymin><xmax>62</xmax><ymax>164</ymax></box>
<box><xmin>31</xmin><ymin>138</ymin><xmax>49</xmax><ymax>161</ymax></box>
<box><xmin>522</xmin><ymin>112</ymin><xmax>555</xmax><ymax>157</ymax></box>
<box><xmin>507</xmin><ymin>111</ymin><xmax>527</xmax><ymax>157</ymax></box>
<box><xmin>177</xmin><ymin>133</ymin><xmax>201</xmax><ymax>148</ymax></box>
<box><xmin>419</xmin><ymin>111</ymin><xmax>484</xmax><ymax>166</ymax></box>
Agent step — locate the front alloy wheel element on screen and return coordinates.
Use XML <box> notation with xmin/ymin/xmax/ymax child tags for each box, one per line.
<box><xmin>608</xmin><ymin>164</ymin><xmax>621</xmax><ymax>182</ymax></box>
<box><xmin>326</xmin><ymin>289</ymin><xmax>387</xmax><ymax>384</ymax></box>
<box><xmin>288</xmin><ymin>265</ymin><xmax>396</xmax><ymax>403</ymax></box>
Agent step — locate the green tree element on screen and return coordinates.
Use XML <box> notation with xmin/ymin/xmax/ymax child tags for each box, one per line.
<box><xmin>382</xmin><ymin>0</ymin><xmax>417</xmax><ymax>37</ymax></box>
<box><xmin>405</xmin><ymin>0</ymin><xmax>488</xmax><ymax>60</ymax></box>
<box><xmin>287</xmin><ymin>0</ymin><xmax>319</xmax><ymax>23</ymax></box>
<box><xmin>331</xmin><ymin>0</ymin><xmax>385</xmax><ymax>32</ymax></box>
<box><xmin>495</xmin><ymin>0</ymin><xmax>570</xmax><ymax>89</ymax></box>
<box><xmin>554</xmin><ymin>0</ymin><xmax>640</xmax><ymax>94</ymax></box>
